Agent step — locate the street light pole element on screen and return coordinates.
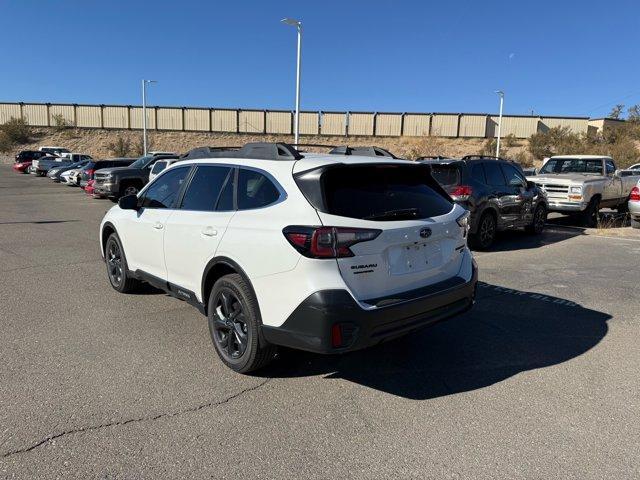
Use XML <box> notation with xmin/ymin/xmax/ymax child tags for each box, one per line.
<box><xmin>142</xmin><ymin>80</ymin><xmax>157</xmax><ymax>156</ymax></box>
<box><xmin>281</xmin><ymin>18</ymin><xmax>302</xmax><ymax>144</ymax></box>
<box><xmin>495</xmin><ymin>90</ymin><xmax>504</xmax><ymax>158</ymax></box>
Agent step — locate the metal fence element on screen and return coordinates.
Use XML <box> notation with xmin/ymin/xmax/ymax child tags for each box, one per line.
<box><xmin>0</xmin><ymin>102</ymin><xmax>590</xmax><ymax>139</ymax></box>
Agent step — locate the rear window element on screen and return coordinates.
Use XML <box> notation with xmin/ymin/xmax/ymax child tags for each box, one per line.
<box><xmin>430</xmin><ymin>164</ymin><xmax>460</xmax><ymax>186</ymax></box>
<box><xmin>321</xmin><ymin>165</ymin><xmax>453</xmax><ymax>221</ymax></box>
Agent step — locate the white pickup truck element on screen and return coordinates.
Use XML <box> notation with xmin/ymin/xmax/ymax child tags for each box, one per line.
<box><xmin>527</xmin><ymin>155</ymin><xmax>640</xmax><ymax>226</ymax></box>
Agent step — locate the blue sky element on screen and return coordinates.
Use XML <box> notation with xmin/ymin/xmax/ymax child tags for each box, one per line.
<box><xmin>1</xmin><ymin>0</ymin><xmax>638</xmax><ymax>117</ymax></box>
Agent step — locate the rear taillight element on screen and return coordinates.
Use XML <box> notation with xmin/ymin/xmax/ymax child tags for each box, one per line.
<box><xmin>283</xmin><ymin>226</ymin><xmax>381</xmax><ymax>259</ymax></box>
<box><xmin>630</xmin><ymin>186</ymin><xmax>640</xmax><ymax>202</ymax></box>
<box><xmin>450</xmin><ymin>185</ymin><xmax>473</xmax><ymax>199</ymax></box>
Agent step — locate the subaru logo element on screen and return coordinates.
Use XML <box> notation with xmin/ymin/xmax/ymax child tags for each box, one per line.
<box><xmin>419</xmin><ymin>227</ymin><xmax>432</xmax><ymax>238</ymax></box>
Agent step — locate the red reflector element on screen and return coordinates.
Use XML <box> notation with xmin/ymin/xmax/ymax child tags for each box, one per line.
<box><xmin>630</xmin><ymin>186</ymin><xmax>640</xmax><ymax>202</ymax></box>
<box><xmin>286</xmin><ymin>232</ymin><xmax>308</xmax><ymax>248</ymax></box>
<box><xmin>331</xmin><ymin>324</ymin><xmax>343</xmax><ymax>348</ymax></box>
<box><xmin>450</xmin><ymin>185</ymin><xmax>473</xmax><ymax>197</ymax></box>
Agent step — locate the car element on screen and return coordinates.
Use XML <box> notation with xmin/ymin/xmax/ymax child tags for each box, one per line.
<box><xmin>39</xmin><ymin>146</ymin><xmax>70</xmax><ymax>156</ymax></box>
<box><xmin>79</xmin><ymin>158</ymin><xmax>136</xmax><ymax>188</ymax></box>
<box><xmin>629</xmin><ymin>180</ymin><xmax>640</xmax><ymax>229</ymax></box>
<box><xmin>148</xmin><ymin>158</ymin><xmax>183</xmax><ymax>182</ymax></box>
<box><xmin>93</xmin><ymin>154</ymin><xmax>179</xmax><ymax>201</ymax></box>
<box><xmin>99</xmin><ymin>142</ymin><xmax>477</xmax><ymax>373</ymax></box>
<box><xmin>13</xmin><ymin>150</ymin><xmax>49</xmax><ymax>174</ymax></box>
<box><xmin>627</xmin><ymin>163</ymin><xmax>640</xmax><ymax>171</ymax></box>
<box><xmin>47</xmin><ymin>160</ymin><xmax>91</xmax><ymax>182</ymax></box>
<box><xmin>85</xmin><ymin>179</ymin><xmax>96</xmax><ymax>196</ymax></box>
<box><xmin>421</xmin><ymin>155</ymin><xmax>548</xmax><ymax>249</ymax></box>
<box><xmin>529</xmin><ymin>155</ymin><xmax>640</xmax><ymax>227</ymax></box>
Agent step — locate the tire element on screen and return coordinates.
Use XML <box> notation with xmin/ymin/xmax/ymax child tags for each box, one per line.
<box><xmin>581</xmin><ymin>197</ymin><xmax>600</xmax><ymax>228</ymax></box>
<box><xmin>632</xmin><ymin>218</ymin><xmax>640</xmax><ymax>229</ymax></box>
<box><xmin>617</xmin><ymin>197</ymin><xmax>629</xmax><ymax>214</ymax></box>
<box><xmin>470</xmin><ymin>212</ymin><xmax>497</xmax><ymax>250</ymax></box>
<box><xmin>525</xmin><ymin>204</ymin><xmax>547</xmax><ymax>235</ymax></box>
<box><xmin>105</xmin><ymin>233</ymin><xmax>140</xmax><ymax>293</ymax></box>
<box><xmin>207</xmin><ymin>273</ymin><xmax>276</xmax><ymax>374</ymax></box>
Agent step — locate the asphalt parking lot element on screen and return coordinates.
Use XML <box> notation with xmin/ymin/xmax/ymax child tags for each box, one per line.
<box><xmin>1</xmin><ymin>165</ymin><xmax>639</xmax><ymax>479</ymax></box>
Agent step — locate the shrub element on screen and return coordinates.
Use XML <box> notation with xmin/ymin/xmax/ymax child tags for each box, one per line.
<box><xmin>51</xmin><ymin>114</ymin><xmax>72</xmax><ymax>131</ymax></box>
<box><xmin>528</xmin><ymin>126</ymin><xmax>582</xmax><ymax>159</ymax></box>
<box><xmin>0</xmin><ymin>117</ymin><xmax>31</xmax><ymax>144</ymax></box>
<box><xmin>107</xmin><ymin>137</ymin><xmax>132</xmax><ymax>157</ymax></box>
<box><xmin>512</xmin><ymin>150</ymin><xmax>533</xmax><ymax>167</ymax></box>
<box><xmin>479</xmin><ymin>138</ymin><xmax>508</xmax><ymax>157</ymax></box>
<box><xmin>0</xmin><ymin>132</ymin><xmax>13</xmax><ymax>152</ymax></box>
<box><xmin>504</xmin><ymin>134</ymin><xmax>519</xmax><ymax>147</ymax></box>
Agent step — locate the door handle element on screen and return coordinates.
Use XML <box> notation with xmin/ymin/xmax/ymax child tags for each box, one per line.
<box><xmin>202</xmin><ymin>227</ymin><xmax>217</xmax><ymax>237</ymax></box>
<box><xmin>153</xmin><ymin>222</ymin><xmax>163</xmax><ymax>230</ymax></box>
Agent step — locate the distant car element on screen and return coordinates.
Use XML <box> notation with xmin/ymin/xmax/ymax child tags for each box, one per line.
<box><xmin>79</xmin><ymin>158</ymin><xmax>136</xmax><ymax>188</ymax></box>
<box><xmin>627</xmin><ymin>163</ymin><xmax>640</xmax><ymax>170</ymax></box>
<box><xmin>32</xmin><ymin>154</ymin><xmax>92</xmax><ymax>176</ymax></box>
<box><xmin>13</xmin><ymin>150</ymin><xmax>49</xmax><ymax>174</ymax></box>
<box><xmin>148</xmin><ymin>151</ymin><xmax>177</xmax><ymax>156</ymax></box>
<box><xmin>85</xmin><ymin>179</ymin><xmax>96</xmax><ymax>196</ymax></box>
<box><xmin>47</xmin><ymin>160</ymin><xmax>91</xmax><ymax>182</ymax></box>
<box><xmin>60</xmin><ymin>169</ymin><xmax>76</xmax><ymax>185</ymax></box>
<box><xmin>629</xmin><ymin>180</ymin><xmax>640</xmax><ymax>229</ymax></box>
<box><xmin>39</xmin><ymin>146</ymin><xmax>70</xmax><ymax>156</ymax></box>
<box><xmin>148</xmin><ymin>157</ymin><xmax>183</xmax><ymax>182</ymax></box>
<box><xmin>422</xmin><ymin>155</ymin><xmax>548</xmax><ymax>249</ymax></box>
<box><xmin>93</xmin><ymin>154</ymin><xmax>179</xmax><ymax>200</ymax></box>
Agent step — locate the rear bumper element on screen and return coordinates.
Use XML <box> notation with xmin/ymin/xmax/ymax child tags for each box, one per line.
<box><xmin>261</xmin><ymin>261</ymin><xmax>478</xmax><ymax>354</ymax></box>
<box><xmin>629</xmin><ymin>201</ymin><xmax>640</xmax><ymax>219</ymax></box>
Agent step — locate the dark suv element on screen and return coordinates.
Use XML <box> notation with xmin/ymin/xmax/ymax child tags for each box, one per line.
<box><xmin>420</xmin><ymin>155</ymin><xmax>548</xmax><ymax>249</ymax></box>
<box><xmin>93</xmin><ymin>154</ymin><xmax>179</xmax><ymax>201</ymax></box>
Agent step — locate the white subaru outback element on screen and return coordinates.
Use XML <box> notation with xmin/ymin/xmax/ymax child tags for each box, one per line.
<box><xmin>100</xmin><ymin>143</ymin><xmax>477</xmax><ymax>373</ymax></box>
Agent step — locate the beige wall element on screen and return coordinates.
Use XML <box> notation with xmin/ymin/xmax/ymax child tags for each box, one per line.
<box><xmin>0</xmin><ymin>102</ymin><xmax>595</xmax><ymax>139</ymax></box>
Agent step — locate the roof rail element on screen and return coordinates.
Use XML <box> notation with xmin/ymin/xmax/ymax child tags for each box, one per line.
<box><xmin>182</xmin><ymin>142</ymin><xmax>303</xmax><ymax>161</ymax></box>
<box><xmin>461</xmin><ymin>155</ymin><xmax>503</xmax><ymax>161</ymax></box>
<box><xmin>329</xmin><ymin>146</ymin><xmax>398</xmax><ymax>159</ymax></box>
<box><xmin>416</xmin><ymin>155</ymin><xmax>451</xmax><ymax>161</ymax></box>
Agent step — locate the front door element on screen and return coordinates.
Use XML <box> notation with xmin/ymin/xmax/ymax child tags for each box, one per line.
<box><xmin>120</xmin><ymin>165</ymin><xmax>191</xmax><ymax>280</ymax></box>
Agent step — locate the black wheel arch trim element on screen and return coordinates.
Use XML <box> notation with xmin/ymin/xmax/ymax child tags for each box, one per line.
<box><xmin>201</xmin><ymin>256</ymin><xmax>268</xmax><ymax>346</ymax></box>
<box><xmin>101</xmin><ymin>221</ymin><xmax>118</xmax><ymax>258</ymax></box>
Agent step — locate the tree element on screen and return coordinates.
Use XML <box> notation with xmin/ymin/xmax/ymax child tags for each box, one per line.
<box><xmin>609</xmin><ymin>104</ymin><xmax>624</xmax><ymax>119</ymax></box>
<box><xmin>627</xmin><ymin>104</ymin><xmax>640</xmax><ymax>122</ymax></box>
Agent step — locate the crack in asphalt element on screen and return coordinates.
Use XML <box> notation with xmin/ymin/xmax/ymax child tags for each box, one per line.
<box><xmin>1</xmin><ymin>378</ymin><xmax>272</xmax><ymax>459</ymax></box>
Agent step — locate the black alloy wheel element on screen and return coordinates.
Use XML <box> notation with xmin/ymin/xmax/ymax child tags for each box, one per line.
<box><xmin>212</xmin><ymin>288</ymin><xmax>249</xmax><ymax>361</ymax></box>
<box><xmin>106</xmin><ymin>237</ymin><xmax>124</xmax><ymax>288</ymax></box>
<box><xmin>526</xmin><ymin>205</ymin><xmax>547</xmax><ymax>234</ymax></box>
<box><xmin>476</xmin><ymin>213</ymin><xmax>496</xmax><ymax>249</ymax></box>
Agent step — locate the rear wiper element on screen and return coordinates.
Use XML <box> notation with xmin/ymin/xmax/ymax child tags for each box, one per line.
<box><xmin>364</xmin><ymin>208</ymin><xmax>420</xmax><ymax>220</ymax></box>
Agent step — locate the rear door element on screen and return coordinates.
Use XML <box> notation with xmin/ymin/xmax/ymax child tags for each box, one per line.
<box><xmin>164</xmin><ymin>165</ymin><xmax>236</xmax><ymax>297</ymax></box>
<box><xmin>312</xmin><ymin>164</ymin><xmax>466</xmax><ymax>301</ymax></box>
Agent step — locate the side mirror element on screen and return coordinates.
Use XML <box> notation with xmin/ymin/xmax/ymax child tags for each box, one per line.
<box><xmin>118</xmin><ymin>194</ymin><xmax>139</xmax><ymax>210</ymax></box>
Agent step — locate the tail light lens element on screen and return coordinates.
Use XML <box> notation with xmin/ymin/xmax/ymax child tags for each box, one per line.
<box><xmin>283</xmin><ymin>226</ymin><xmax>381</xmax><ymax>258</ymax></box>
<box><xmin>630</xmin><ymin>186</ymin><xmax>640</xmax><ymax>202</ymax></box>
<box><xmin>450</xmin><ymin>185</ymin><xmax>473</xmax><ymax>200</ymax></box>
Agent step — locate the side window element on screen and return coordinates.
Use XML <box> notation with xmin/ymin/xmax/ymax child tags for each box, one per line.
<box><xmin>237</xmin><ymin>169</ymin><xmax>281</xmax><ymax>210</ymax></box>
<box><xmin>180</xmin><ymin>166</ymin><xmax>232</xmax><ymax>212</ymax></box>
<box><xmin>483</xmin><ymin>162</ymin><xmax>506</xmax><ymax>186</ymax></box>
<box><xmin>141</xmin><ymin>167</ymin><xmax>189</xmax><ymax>209</ymax></box>
<box><xmin>471</xmin><ymin>164</ymin><xmax>486</xmax><ymax>184</ymax></box>
<box><xmin>151</xmin><ymin>161</ymin><xmax>166</xmax><ymax>175</ymax></box>
<box><xmin>500</xmin><ymin>163</ymin><xmax>526</xmax><ymax>187</ymax></box>
<box><xmin>605</xmin><ymin>160</ymin><xmax>615</xmax><ymax>175</ymax></box>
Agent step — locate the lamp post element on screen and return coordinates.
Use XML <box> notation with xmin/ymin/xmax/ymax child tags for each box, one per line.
<box><xmin>495</xmin><ymin>90</ymin><xmax>504</xmax><ymax>158</ymax></box>
<box><xmin>142</xmin><ymin>79</ymin><xmax>157</xmax><ymax>156</ymax></box>
<box><xmin>281</xmin><ymin>18</ymin><xmax>302</xmax><ymax>144</ymax></box>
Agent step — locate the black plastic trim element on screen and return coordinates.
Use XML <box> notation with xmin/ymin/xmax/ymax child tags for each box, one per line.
<box><xmin>133</xmin><ymin>270</ymin><xmax>205</xmax><ymax>314</ymax></box>
<box><xmin>261</xmin><ymin>263</ymin><xmax>478</xmax><ymax>354</ymax></box>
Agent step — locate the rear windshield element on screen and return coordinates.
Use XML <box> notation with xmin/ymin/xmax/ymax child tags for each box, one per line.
<box><xmin>320</xmin><ymin>165</ymin><xmax>453</xmax><ymax>221</ymax></box>
<box><xmin>430</xmin><ymin>164</ymin><xmax>460</xmax><ymax>186</ymax></box>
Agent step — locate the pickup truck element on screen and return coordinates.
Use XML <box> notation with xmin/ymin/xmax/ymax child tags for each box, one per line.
<box><xmin>31</xmin><ymin>153</ymin><xmax>93</xmax><ymax>176</ymax></box>
<box><xmin>527</xmin><ymin>155</ymin><xmax>640</xmax><ymax>226</ymax></box>
<box><xmin>92</xmin><ymin>153</ymin><xmax>178</xmax><ymax>200</ymax></box>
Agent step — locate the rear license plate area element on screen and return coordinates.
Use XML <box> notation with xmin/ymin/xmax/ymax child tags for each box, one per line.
<box><xmin>388</xmin><ymin>241</ymin><xmax>442</xmax><ymax>275</ymax></box>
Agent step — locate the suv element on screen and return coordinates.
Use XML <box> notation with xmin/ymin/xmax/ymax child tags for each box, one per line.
<box><xmin>100</xmin><ymin>142</ymin><xmax>477</xmax><ymax>373</ymax></box>
<box><xmin>80</xmin><ymin>158</ymin><xmax>136</xmax><ymax>188</ymax></box>
<box><xmin>148</xmin><ymin>157</ymin><xmax>183</xmax><ymax>182</ymax></box>
<box><xmin>421</xmin><ymin>156</ymin><xmax>548</xmax><ymax>249</ymax></box>
<box><xmin>93</xmin><ymin>154</ymin><xmax>179</xmax><ymax>200</ymax></box>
